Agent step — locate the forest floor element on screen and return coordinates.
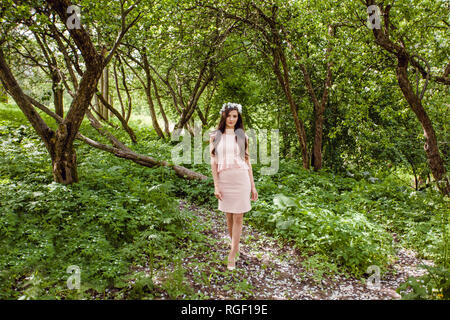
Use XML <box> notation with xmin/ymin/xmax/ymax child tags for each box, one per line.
<box><xmin>133</xmin><ymin>198</ymin><xmax>434</xmax><ymax>300</ymax></box>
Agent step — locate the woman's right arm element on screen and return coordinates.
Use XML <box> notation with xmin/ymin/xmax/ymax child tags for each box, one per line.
<box><xmin>210</xmin><ymin>136</ymin><xmax>222</xmax><ymax>199</ymax></box>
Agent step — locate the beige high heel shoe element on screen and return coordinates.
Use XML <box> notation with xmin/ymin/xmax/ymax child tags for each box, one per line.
<box><xmin>227</xmin><ymin>255</ymin><xmax>236</xmax><ymax>270</ymax></box>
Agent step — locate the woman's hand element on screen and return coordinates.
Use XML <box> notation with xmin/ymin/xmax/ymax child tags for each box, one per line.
<box><xmin>251</xmin><ymin>187</ymin><xmax>258</xmax><ymax>201</ymax></box>
<box><xmin>214</xmin><ymin>186</ymin><xmax>223</xmax><ymax>200</ymax></box>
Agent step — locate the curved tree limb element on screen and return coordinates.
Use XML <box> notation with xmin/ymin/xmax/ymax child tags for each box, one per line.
<box><xmin>24</xmin><ymin>92</ymin><xmax>207</xmax><ymax>181</ymax></box>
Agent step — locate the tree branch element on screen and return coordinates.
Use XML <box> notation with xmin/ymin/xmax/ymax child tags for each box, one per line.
<box><xmin>104</xmin><ymin>0</ymin><xmax>143</xmax><ymax>66</ymax></box>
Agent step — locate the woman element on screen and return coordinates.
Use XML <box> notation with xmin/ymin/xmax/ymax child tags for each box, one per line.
<box><xmin>209</xmin><ymin>102</ymin><xmax>258</xmax><ymax>270</ymax></box>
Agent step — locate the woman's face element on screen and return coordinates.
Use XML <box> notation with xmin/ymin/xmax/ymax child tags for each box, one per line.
<box><xmin>226</xmin><ymin>110</ymin><xmax>239</xmax><ymax>127</ymax></box>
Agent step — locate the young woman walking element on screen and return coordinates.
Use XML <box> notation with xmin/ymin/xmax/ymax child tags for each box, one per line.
<box><xmin>209</xmin><ymin>102</ymin><xmax>258</xmax><ymax>270</ymax></box>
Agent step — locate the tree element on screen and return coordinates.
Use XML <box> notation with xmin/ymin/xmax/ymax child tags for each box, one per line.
<box><xmin>363</xmin><ymin>0</ymin><xmax>449</xmax><ymax>195</ymax></box>
<box><xmin>0</xmin><ymin>0</ymin><xmax>141</xmax><ymax>184</ymax></box>
<box><xmin>203</xmin><ymin>0</ymin><xmax>311</xmax><ymax>168</ymax></box>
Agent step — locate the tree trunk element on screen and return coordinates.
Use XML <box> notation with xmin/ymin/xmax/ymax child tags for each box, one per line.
<box><xmin>102</xmin><ymin>65</ymin><xmax>109</xmax><ymax>120</ymax></box>
<box><xmin>151</xmin><ymin>76</ymin><xmax>171</xmax><ymax>136</ymax></box>
<box><xmin>396</xmin><ymin>55</ymin><xmax>449</xmax><ymax>194</ymax></box>
<box><xmin>142</xmin><ymin>52</ymin><xmax>165</xmax><ymax>138</ymax></box>
<box><xmin>96</xmin><ymin>89</ymin><xmax>137</xmax><ymax>143</ymax></box>
<box><xmin>113</xmin><ymin>58</ymin><xmax>126</xmax><ymax>118</ymax></box>
<box><xmin>364</xmin><ymin>0</ymin><xmax>449</xmax><ymax>195</ymax></box>
<box><xmin>311</xmin><ymin>96</ymin><xmax>326</xmax><ymax>170</ymax></box>
<box><xmin>272</xmin><ymin>45</ymin><xmax>309</xmax><ymax>169</ymax></box>
<box><xmin>293</xmin><ymin>24</ymin><xmax>335</xmax><ymax>171</ymax></box>
<box><xmin>51</xmin><ymin>144</ymin><xmax>78</xmax><ymax>184</ymax></box>
<box><xmin>98</xmin><ymin>68</ymin><xmax>104</xmax><ymax>114</ymax></box>
<box><xmin>0</xmin><ymin>49</ymin><xmax>54</xmax><ymax>152</ymax></box>
<box><xmin>52</xmin><ymin>78</ymin><xmax>64</xmax><ymax>117</ymax></box>
<box><xmin>116</xmin><ymin>55</ymin><xmax>133</xmax><ymax>122</ymax></box>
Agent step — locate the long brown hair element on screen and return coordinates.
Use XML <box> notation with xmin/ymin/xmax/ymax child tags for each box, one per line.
<box><xmin>210</xmin><ymin>107</ymin><xmax>249</xmax><ymax>161</ymax></box>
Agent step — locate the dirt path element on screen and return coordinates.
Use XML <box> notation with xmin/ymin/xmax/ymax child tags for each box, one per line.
<box><xmin>139</xmin><ymin>198</ymin><xmax>433</xmax><ymax>300</ymax></box>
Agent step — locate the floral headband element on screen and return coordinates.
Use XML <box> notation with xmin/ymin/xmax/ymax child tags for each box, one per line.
<box><xmin>219</xmin><ymin>102</ymin><xmax>242</xmax><ymax>114</ymax></box>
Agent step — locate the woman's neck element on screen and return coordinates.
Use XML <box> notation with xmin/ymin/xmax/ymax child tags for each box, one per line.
<box><xmin>225</xmin><ymin>127</ymin><xmax>234</xmax><ymax>134</ymax></box>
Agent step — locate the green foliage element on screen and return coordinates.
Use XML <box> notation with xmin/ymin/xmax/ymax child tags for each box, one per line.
<box><xmin>127</xmin><ymin>272</ymin><xmax>155</xmax><ymax>300</ymax></box>
<box><xmin>397</xmin><ymin>265</ymin><xmax>450</xmax><ymax>300</ymax></box>
<box><xmin>244</xmin><ymin>159</ymin><xmax>448</xmax><ymax>282</ymax></box>
<box><xmin>0</xmin><ymin>110</ymin><xmax>208</xmax><ymax>299</ymax></box>
<box><xmin>160</xmin><ymin>258</ymin><xmax>194</xmax><ymax>299</ymax></box>
<box><xmin>396</xmin><ymin>195</ymin><xmax>449</xmax><ymax>300</ymax></box>
<box><xmin>248</xmin><ymin>192</ymin><xmax>395</xmax><ymax>278</ymax></box>
<box><xmin>299</xmin><ymin>253</ymin><xmax>341</xmax><ymax>285</ymax></box>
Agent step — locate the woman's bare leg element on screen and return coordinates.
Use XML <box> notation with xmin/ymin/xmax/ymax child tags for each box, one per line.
<box><xmin>225</xmin><ymin>213</ymin><xmax>233</xmax><ymax>241</ymax></box>
<box><xmin>228</xmin><ymin>213</ymin><xmax>244</xmax><ymax>267</ymax></box>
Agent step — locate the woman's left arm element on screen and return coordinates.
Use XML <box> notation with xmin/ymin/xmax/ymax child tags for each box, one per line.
<box><xmin>245</xmin><ymin>135</ymin><xmax>258</xmax><ymax>201</ymax></box>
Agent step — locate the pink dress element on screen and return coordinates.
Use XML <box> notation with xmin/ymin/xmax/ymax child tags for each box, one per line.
<box><xmin>210</xmin><ymin>131</ymin><xmax>251</xmax><ymax>214</ymax></box>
